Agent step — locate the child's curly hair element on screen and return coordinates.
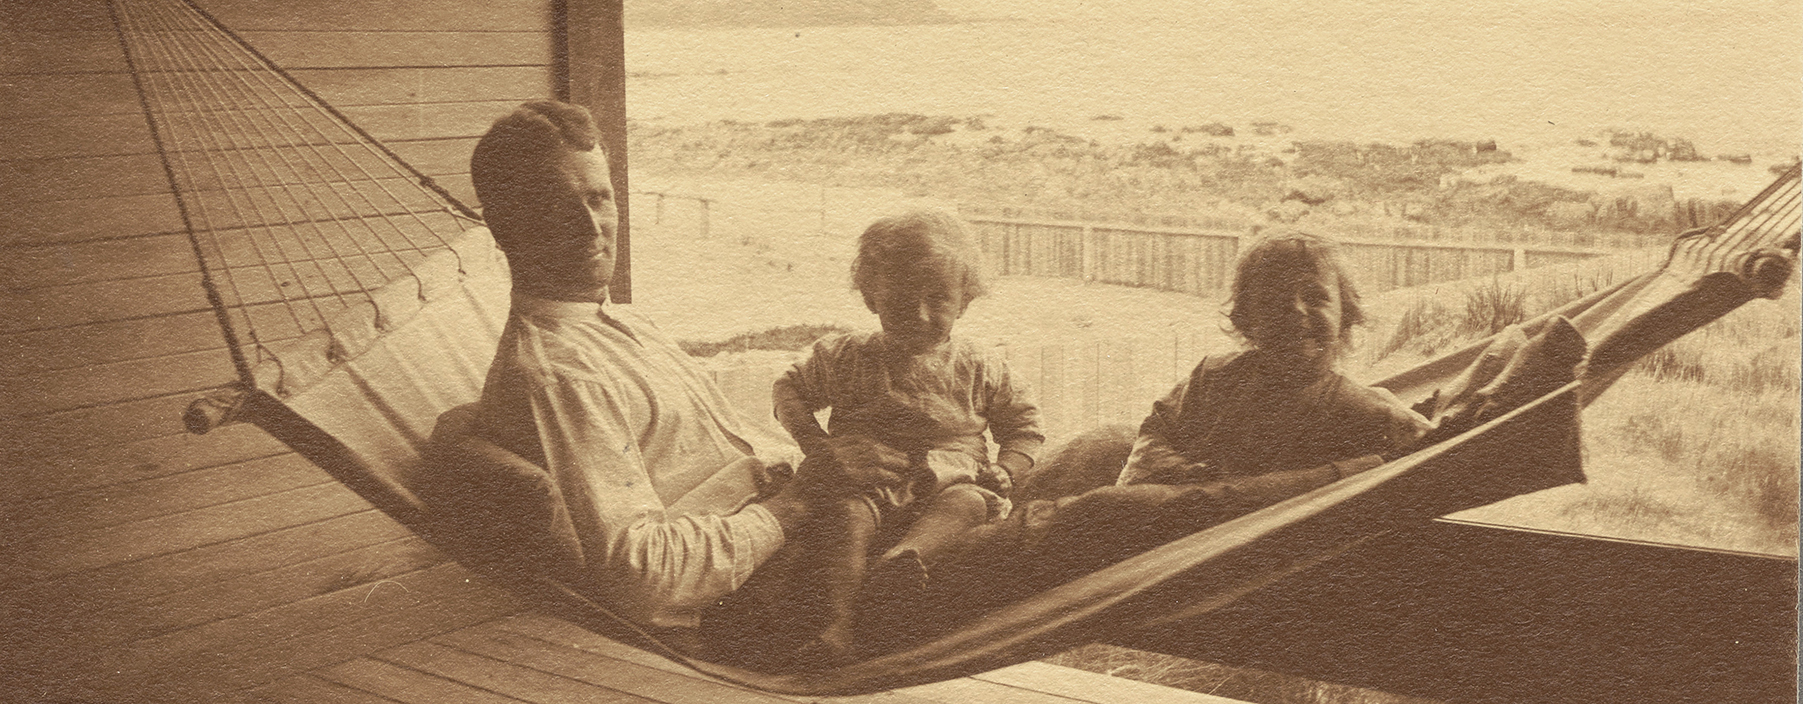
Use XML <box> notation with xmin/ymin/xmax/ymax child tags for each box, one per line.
<box><xmin>850</xmin><ymin>209</ymin><xmax>989</xmax><ymax>309</ymax></box>
<box><xmin>1226</xmin><ymin>229</ymin><xmax>1366</xmax><ymax>349</ymax></box>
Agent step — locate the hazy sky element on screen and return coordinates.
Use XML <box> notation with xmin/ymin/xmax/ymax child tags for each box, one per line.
<box><xmin>629</xmin><ymin>0</ymin><xmax>1800</xmax><ymax>151</ymax></box>
<box><xmin>934</xmin><ymin>0</ymin><xmax>1802</xmax><ymax>149</ymax></box>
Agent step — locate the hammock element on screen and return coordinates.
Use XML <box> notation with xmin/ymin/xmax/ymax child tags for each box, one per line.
<box><xmin>131</xmin><ymin>0</ymin><xmax>1801</xmax><ymax>693</ymax></box>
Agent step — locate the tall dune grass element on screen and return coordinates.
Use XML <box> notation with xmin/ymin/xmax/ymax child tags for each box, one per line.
<box><xmin>1362</xmin><ymin>253</ymin><xmax>1800</xmax><ymax>555</ymax></box>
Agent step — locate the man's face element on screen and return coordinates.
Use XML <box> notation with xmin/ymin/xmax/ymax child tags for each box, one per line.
<box><xmin>515</xmin><ymin>147</ymin><xmax>618</xmax><ymax>301</ymax></box>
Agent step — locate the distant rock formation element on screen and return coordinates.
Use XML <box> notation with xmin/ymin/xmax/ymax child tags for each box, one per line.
<box><xmin>627</xmin><ymin>0</ymin><xmax>957</xmax><ymax>27</ymax></box>
<box><xmin>1601</xmin><ymin>130</ymin><xmax>1705</xmax><ymax>164</ymax></box>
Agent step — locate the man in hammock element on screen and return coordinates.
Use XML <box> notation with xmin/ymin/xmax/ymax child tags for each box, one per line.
<box><xmin>463</xmin><ymin>101</ymin><xmax>892</xmax><ymax>641</ymax></box>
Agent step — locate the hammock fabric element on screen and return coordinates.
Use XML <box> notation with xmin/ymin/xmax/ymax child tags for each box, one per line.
<box><xmin>133</xmin><ymin>0</ymin><xmax>1801</xmax><ymax>692</ymax></box>
<box><xmin>217</xmin><ymin>170</ymin><xmax>1795</xmax><ymax>697</ymax></box>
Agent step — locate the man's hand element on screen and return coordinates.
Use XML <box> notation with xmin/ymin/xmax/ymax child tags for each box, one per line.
<box><xmin>759</xmin><ymin>435</ymin><xmax>909</xmax><ymax>535</ymax></box>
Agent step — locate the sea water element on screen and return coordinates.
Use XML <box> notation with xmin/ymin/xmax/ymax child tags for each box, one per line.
<box><xmin>625</xmin><ymin>2</ymin><xmax>1802</xmax><ymax>555</ymax></box>
<box><xmin>626</xmin><ymin>1</ymin><xmax>1800</xmax><ymax>198</ymax></box>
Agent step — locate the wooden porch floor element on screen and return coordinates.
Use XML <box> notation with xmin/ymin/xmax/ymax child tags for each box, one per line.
<box><xmin>237</xmin><ymin>612</ymin><xmax>1244</xmax><ymax>704</ymax></box>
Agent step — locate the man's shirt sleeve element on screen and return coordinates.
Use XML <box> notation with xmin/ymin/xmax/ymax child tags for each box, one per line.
<box><xmin>532</xmin><ymin>374</ymin><xmax>784</xmax><ymax>628</ymax></box>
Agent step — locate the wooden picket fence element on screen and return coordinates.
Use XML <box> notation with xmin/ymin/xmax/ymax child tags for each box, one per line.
<box><xmin>655</xmin><ymin>197</ymin><xmax>1657</xmax><ymax>446</ymax></box>
<box><xmin>707</xmin><ymin>329</ymin><xmax>1218</xmax><ymax>448</ymax></box>
<box><xmin>963</xmin><ymin>215</ymin><xmax>1624</xmax><ymax>295</ymax></box>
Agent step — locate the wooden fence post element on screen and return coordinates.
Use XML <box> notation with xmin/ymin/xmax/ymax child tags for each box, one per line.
<box><xmin>1081</xmin><ymin>224</ymin><xmax>1095</xmax><ymax>282</ymax></box>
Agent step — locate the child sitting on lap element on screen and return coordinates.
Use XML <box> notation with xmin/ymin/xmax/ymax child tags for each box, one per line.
<box><xmin>773</xmin><ymin>209</ymin><xmax>1043</xmax><ymax>661</ymax></box>
<box><xmin>1118</xmin><ymin>229</ymin><xmax>1431</xmax><ymax>487</ymax></box>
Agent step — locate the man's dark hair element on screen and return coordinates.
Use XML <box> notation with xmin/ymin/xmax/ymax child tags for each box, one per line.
<box><xmin>470</xmin><ymin>101</ymin><xmax>606</xmax><ymax>255</ymax></box>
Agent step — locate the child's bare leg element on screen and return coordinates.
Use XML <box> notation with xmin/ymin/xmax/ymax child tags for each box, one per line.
<box><xmin>879</xmin><ymin>483</ymin><xmax>991</xmax><ymax>567</ymax></box>
<box><xmin>815</xmin><ymin>494</ymin><xmax>879</xmax><ymax>660</ymax></box>
<box><xmin>851</xmin><ymin>485</ymin><xmax>990</xmax><ymax>656</ymax></box>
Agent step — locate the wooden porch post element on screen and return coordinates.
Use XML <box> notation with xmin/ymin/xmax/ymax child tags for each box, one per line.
<box><xmin>559</xmin><ymin>0</ymin><xmax>631</xmax><ymax>303</ymax></box>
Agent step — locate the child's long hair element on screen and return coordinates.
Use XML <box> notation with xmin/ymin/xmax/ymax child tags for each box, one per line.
<box><xmin>850</xmin><ymin>209</ymin><xmax>989</xmax><ymax>309</ymax></box>
<box><xmin>1225</xmin><ymin>229</ymin><xmax>1366</xmax><ymax>353</ymax></box>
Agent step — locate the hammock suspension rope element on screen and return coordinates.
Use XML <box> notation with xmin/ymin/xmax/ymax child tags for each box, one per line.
<box><xmin>110</xmin><ymin>0</ymin><xmax>483</xmax><ymax>401</ymax></box>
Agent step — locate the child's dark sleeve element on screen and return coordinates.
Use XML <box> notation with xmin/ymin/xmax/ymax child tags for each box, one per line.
<box><xmin>1118</xmin><ymin>370</ymin><xmax>1207</xmax><ymax>486</ymax></box>
<box><xmin>981</xmin><ymin>351</ymin><xmax>1044</xmax><ymax>476</ymax></box>
<box><xmin>773</xmin><ymin>337</ymin><xmax>840</xmax><ymax>459</ymax></box>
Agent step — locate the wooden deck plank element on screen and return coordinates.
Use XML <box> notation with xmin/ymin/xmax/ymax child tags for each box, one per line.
<box><xmin>0</xmin><ymin>71</ymin><xmax>140</xmax><ymax>118</ymax></box>
<box><xmin>103</xmin><ymin>562</ymin><xmax>476</xmax><ymax>668</ymax></box>
<box><xmin>207</xmin><ymin>577</ymin><xmax>522</xmax><ymax>696</ymax></box>
<box><xmin>487</xmin><ymin>613</ymin><xmax>1216</xmax><ymax>704</ymax></box>
<box><xmin>0</xmin><ymin>31</ymin><xmax>123</xmax><ymax>73</ymax></box>
<box><xmin>79</xmin><ymin>562</ymin><xmax>519</xmax><ymax>700</ymax></box>
<box><xmin>974</xmin><ymin>662</ymin><xmax>1248</xmax><ymax>704</ymax></box>
<box><xmin>2</xmin><ymin>423</ymin><xmax>287</xmax><ymax>503</ymax></box>
<box><xmin>0</xmin><ymin>114</ymin><xmax>155</xmax><ymax>160</ymax></box>
<box><xmin>12</xmin><ymin>480</ymin><xmax>371</xmax><ymax>585</ymax></box>
<box><xmin>319</xmin><ymin>656</ymin><xmax>534</xmax><ymax>704</ymax></box>
<box><xmin>11</xmin><ymin>452</ymin><xmax>329</xmax><ymax>541</ymax></box>
<box><xmin>1</xmin><ymin>232</ymin><xmax>197</xmax><ymax>290</ymax></box>
<box><xmin>0</xmin><ymin>0</ymin><xmax>110</xmax><ymax>32</ymax></box>
<box><xmin>897</xmin><ymin>675</ymin><xmax>1089</xmax><ymax>704</ymax></box>
<box><xmin>0</xmin><ymin>191</ymin><xmax>184</xmax><ymax>247</ymax></box>
<box><xmin>0</xmin><ymin>152</ymin><xmax>170</xmax><ymax>203</ymax></box>
<box><xmin>1</xmin><ymin>202</ymin><xmax>463</xmax><ymax>292</ymax></box>
<box><xmin>0</xmin><ymin>310</ymin><xmax>226</xmax><ymax>377</ymax></box>
<box><xmin>290</xmin><ymin>66</ymin><xmax>547</xmax><ymax>107</ymax></box>
<box><xmin>0</xmin><ymin>509</ymin><xmax>406</xmax><ymax>632</ymax></box>
<box><xmin>0</xmin><ymin>271</ymin><xmax>207</xmax><ymax>334</ymax></box>
<box><xmin>237</xmin><ymin>31</ymin><xmax>553</xmax><ymax>71</ymax></box>
<box><xmin>386</xmin><ymin>137</ymin><xmax>479</xmax><ymax>176</ymax></box>
<box><xmin>337</xmin><ymin>100</ymin><xmax>527</xmax><ymax>144</ymax></box>
<box><xmin>201</xmin><ymin>0</ymin><xmax>550</xmax><ymax>33</ymax></box>
<box><xmin>17</xmin><ymin>389</ymin><xmax>212</xmax><ymax>452</ymax></box>
<box><xmin>490</xmin><ymin>614</ymin><xmax>947</xmax><ymax>704</ymax></box>
<box><xmin>376</xmin><ymin>640</ymin><xmax>656</xmax><ymax>704</ymax></box>
<box><xmin>67</xmin><ymin>535</ymin><xmax>444</xmax><ymax>651</ymax></box>
<box><xmin>435</xmin><ymin>620</ymin><xmax>797</xmax><ymax>704</ymax></box>
<box><xmin>250</xmin><ymin>673</ymin><xmax>402</xmax><ymax>704</ymax></box>
<box><xmin>5</xmin><ymin>345</ymin><xmax>235</xmax><ymax>417</ymax></box>
<box><xmin>6</xmin><ymin>2</ymin><xmax>109</xmax><ymax>30</ymax></box>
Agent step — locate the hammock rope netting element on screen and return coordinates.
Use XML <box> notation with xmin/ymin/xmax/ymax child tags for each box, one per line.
<box><xmin>123</xmin><ymin>0</ymin><xmax>1801</xmax><ymax>693</ymax></box>
<box><xmin>111</xmin><ymin>0</ymin><xmax>482</xmax><ymax>394</ymax></box>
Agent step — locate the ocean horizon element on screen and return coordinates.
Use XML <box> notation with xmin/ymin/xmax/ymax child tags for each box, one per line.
<box><xmin>626</xmin><ymin>6</ymin><xmax>1799</xmax><ymax>161</ymax></box>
